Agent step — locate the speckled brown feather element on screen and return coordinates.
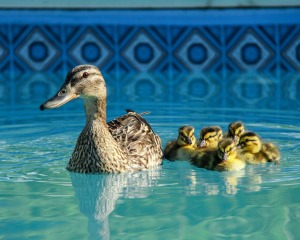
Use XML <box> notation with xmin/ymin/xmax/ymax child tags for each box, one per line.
<box><xmin>41</xmin><ymin>65</ymin><xmax>163</xmax><ymax>174</ymax></box>
<box><xmin>107</xmin><ymin>111</ymin><xmax>163</xmax><ymax>171</ymax></box>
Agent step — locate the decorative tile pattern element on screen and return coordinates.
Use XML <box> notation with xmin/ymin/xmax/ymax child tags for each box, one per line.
<box><xmin>227</xmin><ymin>28</ymin><xmax>275</xmax><ymax>71</ymax></box>
<box><xmin>228</xmin><ymin>73</ymin><xmax>275</xmax><ymax>106</ymax></box>
<box><xmin>67</xmin><ymin>27</ymin><xmax>114</xmax><ymax>70</ymax></box>
<box><xmin>0</xmin><ymin>13</ymin><xmax>298</xmax><ymax>74</ymax></box>
<box><xmin>121</xmin><ymin>72</ymin><xmax>167</xmax><ymax>101</ymax></box>
<box><xmin>121</xmin><ymin>28</ymin><xmax>166</xmax><ymax>71</ymax></box>
<box><xmin>15</xmin><ymin>27</ymin><xmax>61</xmax><ymax>71</ymax></box>
<box><xmin>174</xmin><ymin>28</ymin><xmax>221</xmax><ymax>71</ymax></box>
<box><xmin>0</xmin><ymin>9</ymin><xmax>299</xmax><ymax>108</ymax></box>
<box><xmin>0</xmin><ymin>25</ymin><xmax>9</xmax><ymax>72</ymax></box>
<box><xmin>281</xmin><ymin>26</ymin><xmax>300</xmax><ymax>71</ymax></box>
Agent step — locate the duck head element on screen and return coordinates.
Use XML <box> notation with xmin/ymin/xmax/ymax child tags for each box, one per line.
<box><xmin>238</xmin><ymin>132</ymin><xmax>262</xmax><ymax>153</ymax></box>
<box><xmin>177</xmin><ymin>126</ymin><xmax>196</xmax><ymax>147</ymax></box>
<box><xmin>40</xmin><ymin>65</ymin><xmax>106</xmax><ymax>111</ymax></box>
<box><xmin>198</xmin><ymin>126</ymin><xmax>222</xmax><ymax>148</ymax></box>
<box><xmin>217</xmin><ymin>138</ymin><xmax>236</xmax><ymax>162</ymax></box>
<box><xmin>228</xmin><ymin>121</ymin><xmax>245</xmax><ymax>143</ymax></box>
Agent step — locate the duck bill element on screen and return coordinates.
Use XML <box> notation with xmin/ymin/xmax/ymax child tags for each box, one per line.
<box><xmin>222</xmin><ymin>153</ymin><xmax>229</xmax><ymax>161</ymax></box>
<box><xmin>40</xmin><ymin>92</ymin><xmax>78</xmax><ymax>111</ymax></box>
<box><xmin>185</xmin><ymin>137</ymin><xmax>192</xmax><ymax>145</ymax></box>
<box><xmin>233</xmin><ymin>135</ymin><xmax>239</xmax><ymax>143</ymax></box>
<box><xmin>199</xmin><ymin>140</ymin><xmax>207</xmax><ymax>147</ymax></box>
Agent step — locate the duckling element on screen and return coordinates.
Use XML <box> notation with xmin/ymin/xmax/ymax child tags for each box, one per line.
<box><xmin>40</xmin><ymin>65</ymin><xmax>163</xmax><ymax>173</ymax></box>
<box><xmin>197</xmin><ymin>126</ymin><xmax>223</xmax><ymax>149</ymax></box>
<box><xmin>191</xmin><ymin>138</ymin><xmax>245</xmax><ymax>171</ymax></box>
<box><xmin>163</xmin><ymin>126</ymin><xmax>197</xmax><ymax>161</ymax></box>
<box><xmin>226</xmin><ymin>121</ymin><xmax>245</xmax><ymax>144</ymax></box>
<box><xmin>238</xmin><ymin>132</ymin><xmax>280</xmax><ymax>165</ymax></box>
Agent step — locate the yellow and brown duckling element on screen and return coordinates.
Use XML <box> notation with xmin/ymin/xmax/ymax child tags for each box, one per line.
<box><xmin>197</xmin><ymin>126</ymin><xmax>223</xmax><ymax>149</ymax></box>
<box><xmin>40</xmin><ymin>65</ymin><xmax>163</xmax><ymax>173</ymax></box>
<box><xmin>191</xmin><ymin>138</ymin><xmax>246</xmax><ymax>171</ymax></box>
<box><xmin>226</xmin><ymin>121</ymin><xmax>245</xmax><ymax>144</ymax></box>
<box><xmin>238</xmin><ymin>132</ymin><xmax>280</xmax><ymax>165</ymax></box>
<box><xmin>163</xmin><ymin>126</ymin><xmax>197</xmax><ymax>161</ymax></box>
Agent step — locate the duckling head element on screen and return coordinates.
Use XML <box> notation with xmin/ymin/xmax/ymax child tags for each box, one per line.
<box><xmin>198</xmin><ymin>126</ymin><xmax>223</xmax><ymax>148</ymax></box>
<box><xmin>40</xmin><ymin>65</ymin><xmax>106</xmax><ymax>111</ymax></box>
<box><xmin>217</xmin><ymin>138</ymin><xmax>237</xmax><ymax>161</ymax></box>
<box><xmin>228</xmin><ymin>121</ymin><xmax>245</xmax><ymax>143</ymax></box>
<box><xmin>176</xmin><ymin>126</ymin><xmax>196</xmax><ymax>147</ymax></box>
<box><xmin>238</xmin><ymin>132</ymin><xmax>262</xmax><ymax>153</ymax></box>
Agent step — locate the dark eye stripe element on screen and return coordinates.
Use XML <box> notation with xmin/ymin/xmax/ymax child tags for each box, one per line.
<box><xmin>70</xmin><ymin>73</ymin><xmax>101</xmax><ymax>86</ymax></box>
<box><xmin>205</xmin><ymin>133</ymin><xmax>217</xmax><ymax>140</ymax></box>
<box><xmin>241</xmin><ymin>139</ymin><xmax>256</xmax><ymax>144</ymax></box>
<box><xmin>226</xmin><ymin>146</ymin><xmax>235</xmax><ymax>153</ymax></box>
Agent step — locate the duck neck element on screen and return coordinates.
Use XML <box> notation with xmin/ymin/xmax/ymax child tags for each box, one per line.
<box><xmin>84</xmin><ymin>97</ymin><xmax>107</xmax><ymax>123</ymax></box>
<box><xmin>77</xmin><ymin>97</ymin><xmax>127</xmax><ymax>173</ymax></box>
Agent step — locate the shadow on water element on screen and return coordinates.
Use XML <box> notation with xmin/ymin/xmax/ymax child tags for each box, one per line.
<box><xmin>69</xmin><ymin>169</ymin><xmax>161</xmax><ymax>239</ymax></box>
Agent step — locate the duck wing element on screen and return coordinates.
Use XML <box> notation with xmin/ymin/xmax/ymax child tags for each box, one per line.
<box><xmin>107</xmin><ymin>110</ymin><xmax>163</xmax><ymax>171</ymax></box>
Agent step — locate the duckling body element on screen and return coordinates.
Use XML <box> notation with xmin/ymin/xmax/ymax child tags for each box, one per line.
<box><xmin>163</xmin><ymin>126</ymin><xmax>197</xmax><ymax>161</ymax></box>
<box><xmin>40</xmin><ymin>65</ymin><xmax>163</xmax><ymax>173</ymax></box>
<box><xmin>226</xmin><ymin>121</ymin><xmax>245</xmax><ymax>144</ymax></box>
<box><xmin>197</xmin><ymin>126</ymin><xmax>223</xmax><ymax>150</ymax></box>
<box><xmin>191</xmin><ymin>138</ymin><xmax>245</xmax><ymax>171</ymax></box>
<box><xmin>238</xmin><ymin>132</ymin><xmax>280</xmax><ymax>165</ymax></box>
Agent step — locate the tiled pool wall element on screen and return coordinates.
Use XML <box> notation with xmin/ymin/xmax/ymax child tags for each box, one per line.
<box><xmin>0</xmin><ymin>9</ymin><xmax>300</xmax><ymax>106</ymax></box>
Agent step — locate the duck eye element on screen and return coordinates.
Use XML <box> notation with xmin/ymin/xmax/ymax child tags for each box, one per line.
<box><xmin>83</xmin><ymin>72</ymin><xmax>89</xmax><ymax>78</ymax></box>
<box><xmin>59</xmin><ymin>88</ymin><xmax>67</xmax><ymax>96</ymax></box>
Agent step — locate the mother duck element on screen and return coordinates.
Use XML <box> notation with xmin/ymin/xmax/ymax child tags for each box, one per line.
<box><xmin>40</xmin><ymin>65</ymin><xmax>163</xmax><ymax>173</ymax></box>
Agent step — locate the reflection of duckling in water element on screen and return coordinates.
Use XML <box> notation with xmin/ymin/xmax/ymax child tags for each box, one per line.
<box><xmin>163</xmin><ymin>126</ymin><xmax>197</xmax><ymax>161</ymax></box>
<box><xmin>238</xmin><ymin>132</ymin><xmax>280</xmax><ymax>165</ymax></box>
<box><xmin>226</xmin><ymin>121</ymin><xmax>245</xmax><ymax>144</ymax></box>
<box><xmin>191</xmin><ymin>138</ymin><xmax>246</xmax><ymax>171</ymax></box>
<box><xmin>197</xmin><ymin>126</ymin><xmax>223</xmax><ymax>149</ymax></box>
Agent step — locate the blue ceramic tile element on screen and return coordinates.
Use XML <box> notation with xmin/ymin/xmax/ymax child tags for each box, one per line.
<box><xmin>0</xmin><ymin>9</ymin><xmax>299</xmax><ymax>107</ymax></box>
<box><xmin>280</xmin><ymin>25</ymin><xmax>300</xmax><ymax>71</ymax></box>
<box><xmin>225</xmin><ymin>26</ymin><xmax>276</xmax><ymax>72</ymax></box>
<box><xmin>0</xmin><ymin>25</ymin><xmax>10</xmax><ymax>72</ymax></box>
<box><xmin>13</xmin><ymin>25</ymin><xmax>62</xmax><ymax>72</ymax></box>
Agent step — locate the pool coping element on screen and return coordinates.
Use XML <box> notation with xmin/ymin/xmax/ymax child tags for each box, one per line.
<box><xmin>0</xmin><ymin>8</ymin><xmax>300</xmax><ymax>25</ymax></box>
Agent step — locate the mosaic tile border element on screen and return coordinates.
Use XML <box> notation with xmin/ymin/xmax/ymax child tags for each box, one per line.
<box><xmin>0</xmin><ymin>9</ymin><xmax>300</xmax><ymax>109</ymax></box>
<box><xmin>0</xmin><ymin>9</ymin><xmax>299</xmax><ymax>74</ymax></box>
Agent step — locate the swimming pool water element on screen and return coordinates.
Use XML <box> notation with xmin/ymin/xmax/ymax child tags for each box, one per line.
<box><xmin>1</xmin><ymin>73</ymin><xmax>300</xmax><ymax>239</ymax></box>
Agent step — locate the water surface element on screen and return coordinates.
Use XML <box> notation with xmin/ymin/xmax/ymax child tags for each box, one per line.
<box><xmin>1</xmin><ymin>73</ymin><xmax>300</xmax><ymax>239</ymax></box>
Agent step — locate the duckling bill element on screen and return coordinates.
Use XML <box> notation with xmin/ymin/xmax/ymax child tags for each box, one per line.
<box><xmin>40</xmin><ymin>65</ymin><xmax>163</xmax><ymax>173</ymax></box>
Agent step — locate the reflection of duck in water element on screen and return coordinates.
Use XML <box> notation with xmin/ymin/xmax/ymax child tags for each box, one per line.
<box><xmin>70</xmin><ymin>170</ymin><xmax>161</xmax><ymax>239</ymax></box>
<box><xmin>40</xmin><ymin>65</ymin><xmax>163</xmax><ymax>173</ymax></box>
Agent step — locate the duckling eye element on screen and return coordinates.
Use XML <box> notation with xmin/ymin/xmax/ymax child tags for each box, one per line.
<box><xmin>83</xmin><ymin>72</ymin><xmax>89</xmax><ymax>78</ymax></box>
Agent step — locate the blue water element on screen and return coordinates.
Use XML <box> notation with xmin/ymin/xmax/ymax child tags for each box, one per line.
<box><xmin>1</xmin><ymin>73</ymin><xmax>300</xmax><ymax>239</ymax></box>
